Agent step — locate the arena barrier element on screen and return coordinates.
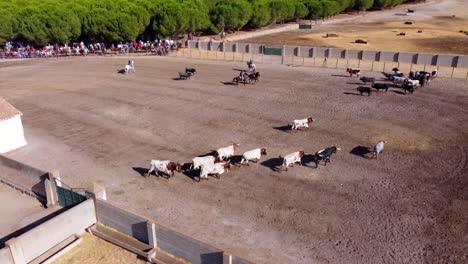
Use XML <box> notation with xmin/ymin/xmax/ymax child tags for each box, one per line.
<box><xmin>172</xmin><ymin>41</ymin><xmax>468</xmax><ymax>79</ymax></box>
<box><xmin>0</xmin><ymin>159</ymin><xmax>252</xmax><ymax>264</ymax></box>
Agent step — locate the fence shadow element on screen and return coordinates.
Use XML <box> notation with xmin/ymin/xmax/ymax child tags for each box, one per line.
<box><xmin>200</xmin><ymin>252</ymin><xmax>224</xmax><ymax>264</ymax></box>
<box><xmin>260</xmin><ymin>157</ymin><xmax>283</xmax><ymax>172</ymax></box>
<box><xmin>350</xmin><ymin>146</ymin><xmax>373</xmax><ymax>159</ymax></box>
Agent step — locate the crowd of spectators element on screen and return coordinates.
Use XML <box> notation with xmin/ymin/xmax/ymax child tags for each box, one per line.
<box><xmin>0</xmin><ymin>39</ymin><xmax>182</xmax><ymax>59</ymax></box>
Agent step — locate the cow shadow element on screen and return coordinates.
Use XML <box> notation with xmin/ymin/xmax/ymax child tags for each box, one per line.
<box><xmin>181</xmin><ymin>163</ymin><xmax>201</xmax><ymax>182</ymax></box>
<box><xmin>117</xmin><ymin>69</ymin><xmax>126</xmax><ymax>74</ymax></box>
<box><xmin>232</xmin><ymin>68</ymin><xmax>244</xmax><ymax>72</ymax></box>
<box><xmin>197</xmin><ymin>150</ymin><xmax>218</xmax><ymax>157</ymax></box>
<box><xmin>228</xmin><ymin>155</ymin><xmax>244</xmax><ymax>166</ymax></box>
<box><xmin>392</xmin><ymin>90</ymin><xmax>406</xmax><ymax>95</ymax></box>
<box><xmin>350</xmin><ymin>145</ymin><xmax>373</xmax><ymax>159</ymax></box>
<box><xmin>132</xmin><ymin>167</ymin><xmax>149</xmax><ymax>177</ymax></box>
<box><xmin>346</xmin><ymin>82</ymin><xmax>364</xmax><ymax>85</ymax></box>
<box><xmin>273</xmin><ymin>125</ymin><xmax>291</xmax><ymax>133</ymax></box>
<box><xmin>261</xmin><ymin>157</ymin><xmax>283</xmax><ymax>172</ymax></box>
<box><xmin>301</xmin><ymin>154</ymin><xmax>318</xmax><ymax>168</ymax></box>
<box><xmin>343</xmin><ymin>92</ymin><xmax>362</xmax><ymax>96</ymax></box>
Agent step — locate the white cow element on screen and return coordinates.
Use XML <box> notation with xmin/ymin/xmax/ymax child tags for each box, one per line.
<box><xmin>200</xmin><ymin>162</ymin><xmax>231</xmax><ymax>179</ymax></box>
<box><xmin>405</xmin><ymin>79</ymin><xmax>420</xmax><ymax>87</ymax></box>
<box><xmin>190</xmin><ymin>155</ymin><xmax>220</xmax><ymax>170</ymax></box>
<box><xmin>291</xmin><ymin>117</ymin><xmax>314</xmax><ymax>130</ymax></box>
<box><xmin>216</xmin><ymin>143</ymin><xmax>240</xmax><ymax>161</ymax></box>
<box><xmin>372</xmin><ymin>140</ymin><xmax>387</xmax><ymax>159</ymax></box>
<box><xmin>147</xmin><ymin>160</ymin><xmax>182</xmax><ymax>177</ymax></box>
<box><xmin>281</xmin><ymin>151</ymin><xmax>305</xmax><ymax>170</ymax></box>
<box><xmin>240</xmin><ymin>148</ymin><xmax>267</xmax><ymax>165</ymax></box>
<box><xmin>392</xmin><ymin>76</ymin><xmax>407</xmax><ymax>87</ymax></box>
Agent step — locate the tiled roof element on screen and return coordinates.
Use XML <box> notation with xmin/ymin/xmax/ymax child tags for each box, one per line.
<box><xmin>0</xmin><ymin>97</ymin><xmax>22</xmax><ymax>121</ymax></box>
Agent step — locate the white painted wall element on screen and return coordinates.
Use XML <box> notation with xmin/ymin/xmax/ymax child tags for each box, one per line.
<box><xmin>0</xmin><ymin>115</ymin><xmax>27</xmax><ymax>154</ymax></box>
<box><xmin>6</xmin><ymin>199</ymin><xmax>96</xmax><ymax>263</ymax></box>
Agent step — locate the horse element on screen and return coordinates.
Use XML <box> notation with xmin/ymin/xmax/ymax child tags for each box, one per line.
<box><xmin>233</xmin><ymin>76</ymin><xmax>248</xmax><ymax>85</ymax></box>
<box><xmin>248</xmin><ymin>72</ymin><xmax>260</xmax><ymax>84</ymax></box>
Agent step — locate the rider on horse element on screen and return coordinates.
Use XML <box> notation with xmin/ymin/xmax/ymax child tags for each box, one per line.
<box><xmin>239</xmin><ymin>70</ymin><xmax>246</xmax><ymax>81</ymax></box>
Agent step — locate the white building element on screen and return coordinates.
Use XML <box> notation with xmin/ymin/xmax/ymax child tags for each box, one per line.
<box><xmin>0</xmin><ymin>97</ymin><xmax>27</xmax><ymax>153</ymax></box>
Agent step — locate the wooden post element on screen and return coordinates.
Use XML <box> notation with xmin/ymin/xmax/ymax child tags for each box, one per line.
<box><xmin>371</xmin><ymin>60</ymin><xmax>374</xmax><ymax>71</ymax></box>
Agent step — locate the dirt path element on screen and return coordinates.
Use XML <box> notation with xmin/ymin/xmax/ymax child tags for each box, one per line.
<box><xmin>1</xmin><ymin>56</ymin><xmax>467</xmax><ymax>263</ymax></box>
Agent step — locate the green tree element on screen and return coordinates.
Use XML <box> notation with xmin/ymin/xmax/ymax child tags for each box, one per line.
<box><xmin>249</xmin><ymin>0</ymin><xmax>273</xmax><ymax>28</ymax></box>
<box><xmin>210</xmin><ymin>0</ymin><xmax>252</xmax><ymax>32</ymax></box>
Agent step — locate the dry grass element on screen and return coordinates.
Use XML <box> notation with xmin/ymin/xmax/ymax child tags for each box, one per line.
<box><xmin>53</xmin><ymin>233</ymin><xmax>147</xmax><ymax>264</ymax></box>
<box><xmin>244</xmin><ymin>1</ymin><xmax>468</xmax><ymax>54</ymax></box>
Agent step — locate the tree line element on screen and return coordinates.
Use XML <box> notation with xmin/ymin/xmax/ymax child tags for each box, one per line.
<box><xmin>0</xmin><ymin>0</ymin><xmax>417</xmax><ymax>46</ymax></box>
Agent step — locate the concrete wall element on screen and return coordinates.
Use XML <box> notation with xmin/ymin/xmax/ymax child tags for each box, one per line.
<box><xmin>236</xmin><ymin>43</ymin><xmax>249</xmax><ymax>53</ymax></box>
<box><xmin>457</xmin><ymin>55</ymin><xmax>468</xmax><ymax>67</ymax></box>
<box><xmin>250</xmin><ymin>44</ymin><xmax>263</xmax><ymax>54</ymax></box>
<box><xmin>95</xmin><ymin>199</ymin><xmax>149</xmax><ymax>244</ymax></box>
<box><xmin>436</xmin><ymin>54</ymin><xmax>457</xmax><ymax>67</ymax></box>
<box><xmin>6</xmin><ymin>199</ymin><xmax>96</xmax><ymax>263</ymax></box>
<box><xmin>417</xmin><ymin>53</ymin><xmax>436</xmax><ymax>65</ymax></box>
<box><xmin>0</xmin><ymin>248</ymin><xmax>13</xmax><ymax>264</ymax></box>
<box><xmin>156</xmin><ymin>224</ymin><xmax>224</xmax><ymax>264</ymax></box>
<box><xmin>380</xmin><ymin>51</ymin><xmax>399</xmax><ymax>62</ymax></box>
<box><xmin>180</xmin><ymin>41</ymin><xmax>467</xmax><ymax>78</ymax></box>
<box><xmin>0</xmin><ymin>154</ymin><xmax>47</xmax><ymax>200</ymax></box>
<box><xmin>398</xmin><ymin>52</ymin><xmax>417</xmax><ymax>64</ymax></box>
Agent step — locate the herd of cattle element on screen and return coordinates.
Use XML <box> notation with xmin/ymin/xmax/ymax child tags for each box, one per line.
<box><xmin>147</xmin><ymin>138</ymin><xmax>387</xmax><ymax>180</ymax></box>
<box><xmin>136</xmin><ymin>62</ymin><xmax>436</xmax><ymax>181</ymax></box>
<box><xmin>146</xmin><ymin>118</ymin><xmax>387</xmax><ymax>181</ymax></box>
<box><xmin>346</xmin><ymin>67</ymin><xmax>439</xmax><ymax>95</ymax></box>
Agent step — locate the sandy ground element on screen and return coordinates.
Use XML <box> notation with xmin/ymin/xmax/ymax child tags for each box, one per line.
<box><xmin>0</xmin><ymin>183</ymin><xmax>44</xmax><ymax>240</ymax></box>
<box><xmin>53</xmin><ymin>233</ymin><xmax>147</xmax><ymax>264</ymax></box>
<box><xmin>244</xmin><ymin>0</ymin><xmax>468</xmax><ymax>54</ymax></box>
<box><xmin>1</xmin><ymin>56</ymin><xmax>467</xmax><ymax>263</ymax></box>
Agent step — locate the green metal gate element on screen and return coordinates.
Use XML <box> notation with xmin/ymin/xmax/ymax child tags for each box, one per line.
<box><xmin>263</xmin><ymin>47</ymin><xmax>283</xmax><ymax>56</ymax></box>
<box><xmin>299</xmin><ymin>24</ymin><xmax>313</xmax><ymax>29</ymax></box>
<box><xmin>56</xmin><ymin>186</ymin><xmax>87</xmax><ymax>207</ymax></box>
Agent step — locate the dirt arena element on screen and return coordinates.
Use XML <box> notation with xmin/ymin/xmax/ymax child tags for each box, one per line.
<box><xmin>1</xmin><ymin>56</ymin><xmax>467</xmax><ymax>263</ymax></box>
<box><xmin>245</xmin><ymin>0</ymin><xmax>468</xmax><ymax>54</ymax></box>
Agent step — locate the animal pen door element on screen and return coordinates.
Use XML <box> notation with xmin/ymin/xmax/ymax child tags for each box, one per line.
<box><xmin>56</xmin><ymin>186</ymin><xmax>87</xmax><ymax>207</ymax></box>
<box><xmin>264</xmin><ymin>47</ymin><xmax>283</xmax><ymax>56</ymax></box>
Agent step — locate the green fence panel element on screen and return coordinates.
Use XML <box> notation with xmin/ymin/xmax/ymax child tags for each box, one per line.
<box><xmin>299</xmin><ymin>24</ymin><xmax>313</xmax><ymax>29</ymax></box>
<box><xmin>57</xmin><ymin>186</ymin><xmax>87</xmax><ymax>207</ymax></box>
<box><xmin>264</xmin><ymin>47</ymin><xmax>283</xmax><ymax>56</ymax></box>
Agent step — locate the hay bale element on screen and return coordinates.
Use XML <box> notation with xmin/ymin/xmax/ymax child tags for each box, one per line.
<box><xmin>355</xmin><ymin>39</ymin><xmax>368</xmax><ymax>44</ymax></box>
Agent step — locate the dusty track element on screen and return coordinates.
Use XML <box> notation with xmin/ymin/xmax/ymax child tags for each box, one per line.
<box><xmin>1</xmin><ymin>56</ymin><xmax>467</xmax><ymax>263</ymax></box>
